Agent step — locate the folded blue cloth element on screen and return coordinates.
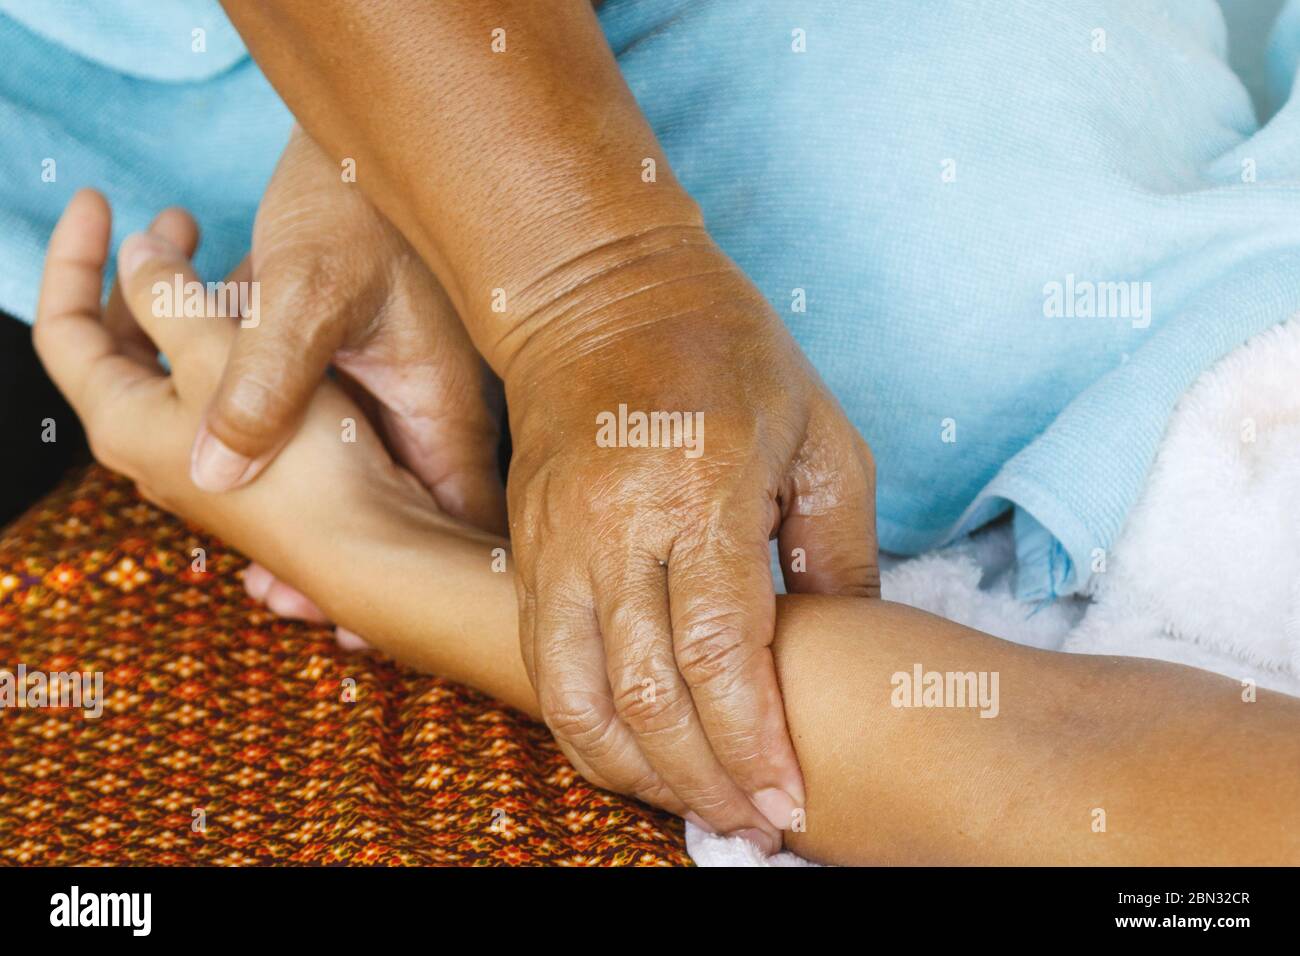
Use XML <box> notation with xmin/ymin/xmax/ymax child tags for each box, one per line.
<box><xmin>4</xmin><ymin>0</ymin><xmax>1300</xmax><ymax>602</ymax></box>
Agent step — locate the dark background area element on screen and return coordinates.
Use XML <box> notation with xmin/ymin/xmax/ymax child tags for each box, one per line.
<box><xmin>0</xmin><ymin>311</ymin><xmax>88</xmax><ymax>528</ymax></box>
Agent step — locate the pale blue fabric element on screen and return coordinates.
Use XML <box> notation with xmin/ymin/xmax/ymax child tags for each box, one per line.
<box><xmin>4</xmin><ymin>1</ymin><xmax>1300</xmax><ymax>601</ymax></box>
<box><xmin>0</xmin><ymin>0</ymin><xmax>247</xmax><ymax>80</ymax></box>
<box><xmin>0</xmin><ymin>1</ymin><xmax>291</xmax><ymax>322</ymax></box>
<box><xmin>602</xmin><ymin>0</ymin><xmax>1300</xmax><ymax>599</ymax></box>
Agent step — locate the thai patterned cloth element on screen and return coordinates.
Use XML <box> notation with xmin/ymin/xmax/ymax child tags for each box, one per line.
<box><xmin>0</xmin><ymin>466</ymin><xmax>690</xmax><ymax>866</ymax></box>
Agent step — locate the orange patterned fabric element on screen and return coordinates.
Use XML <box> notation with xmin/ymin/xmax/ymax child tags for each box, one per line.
<box><xmin>0</xmin><ymin>466</ymin><xmax>690</xmax><ymax>866</ymax></box>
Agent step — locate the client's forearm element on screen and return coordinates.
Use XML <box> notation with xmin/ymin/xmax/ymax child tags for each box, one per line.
<box><xmin>772</xmin><ymin>597</ymin><xmax>1300</xmax><ymax>865</ymax></box>
<box><xmin>310</xmin><ymin>514</ymin><xmax>1300</xmax><ymax>865</ymax></box>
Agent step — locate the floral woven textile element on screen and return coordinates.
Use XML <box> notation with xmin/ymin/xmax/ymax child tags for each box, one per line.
<box><xmin>0</xmin><ymin>466</ymin><xmax>690</xmax><ymax>866</ymax></box>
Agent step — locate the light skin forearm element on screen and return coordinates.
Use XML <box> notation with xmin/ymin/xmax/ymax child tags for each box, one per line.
<box><xmin>218</xmin><ymin>0</ymin><xmax>704</xmax><ymax>368</ymax></box>
<box><xmin>771</xmin><ymin>599</ymin><xmax>1300</xmax><ymax>865</ymax></box>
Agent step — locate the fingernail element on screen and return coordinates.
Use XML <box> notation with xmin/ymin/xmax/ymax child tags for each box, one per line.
<box><xmin>335</xmin><ymin>628</ymin><xmax>371</xmax><ymax>652</ymax></box>
<box><xmin>735</xmin><ymin>827</ymin><xmax>782</xmax><ymax>856</ymax></box>
<box><xmin>241</xmin><ymin>564</ymin><xmax>274</xmax><ymax>602</ymax></box>
<box><xmin>119</xmin><ymin>232</ymin><xmax>179</xmax><ymax>278</ymax></box>
<box><xmin>684</xmin><ymin>812</ymin><xmax>718</xmax><ymax>835</ymax></box>
<box><xmin>263</xmin><ymin>586</ymin><xmax>310</xmax><ymax>620</ymax></box>
<box><xmin>191</xmin><ymin>428</ymin><xmax>255</xmax><ymax>492</ymax></box>
<box><xmin>751</xmin><ymin>787</ymin><xmax>801</xmax><ymax>831</ymax></box>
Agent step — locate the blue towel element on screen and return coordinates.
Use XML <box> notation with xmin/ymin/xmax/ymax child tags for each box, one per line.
<box><xmin>602</xmin><ymin>0</ymin><xmax>1300</xmax><ymax>600</ymax></box>
<box><xmin>0</xmin><ymin>0</ymin><xmax>291</xmax><ymax>318</ymax></box>
<box><xmin>4</xmin><ymin>0</ymin><xmax>1300</xmax><ymax>602</ymax></box>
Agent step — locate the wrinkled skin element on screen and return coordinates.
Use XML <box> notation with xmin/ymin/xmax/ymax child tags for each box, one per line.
<box><xmin>501</xmin><ymin>230</ymin><xmax>881</xmax><ymax>846</ymax></box>
<box><xmin>205</xmin><ymin>0</ymin><xmax>882</xmax><ymax>843</ymax></box>
<box><xmin>193</xmin><ymin>126</ymin><xmax>506</xmax><ymax>536</ymax></box>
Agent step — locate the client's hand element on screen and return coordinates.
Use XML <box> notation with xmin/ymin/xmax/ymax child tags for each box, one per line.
<box><xmin>34</xmin><ymin>190</ymin><xmax>488</xmax><ymax>623</ymax></box>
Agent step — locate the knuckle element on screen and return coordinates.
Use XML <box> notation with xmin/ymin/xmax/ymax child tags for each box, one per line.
<box><xmin>623</xmin><ymin>767</ymin><xmax>665</xmax><ymax>799</ymax></box>
<box><xmin>675</xmin><ymin>784</ymin><xmax>742</xmax><ymax>819</ymax></box>
<box><xmin>837</xmin><ymin>560</ymin><xmax>883</xmax><ymax>598</ymax></box>
<box><xmin>541</xmin><ymin>690</ymin><xmax>616</xmax><ymax>752</ymax></box>
<box><xmin>83</xmin><ymin>407</ymin><xmax>130</xmax><ymax>474</ymax></box>
<box><xmin>285</xmin><ymin>267</ymin><xmax>375</xmax><ymax>338</ymax></box>
<box><xmin>610</xmin><ymin>659</ymin><xmax>692</xmax><ymax>737</ymax></box>
<box><xmin>704</xmin><ymin>723</ymin><xmax>768</xmax><ymax>769</ymax></box>
<box><xmin>631</xmin><ymin>778</ymin><xmax>681</xmax><ymax>813</ymax></box>
<box><xmin>84</xmin><ymin>429</ymin><xmax>122</xmax><ymax>474</ymax></box>
<box><xmin>210</xmin><ymin>371</ymin><xmax>297</xmax><ymax>450</ymax></box>
<box><xmin>675</xmin><ymin>613</ymin><xmax>756</xmax><ymax>690</ymax></box>
<box><xmin>257</xmin><ymin>247</ymin><xmax>338</xmax><ymax>299</ymax></box>
<box><xmin>584</xmin><ymin>762</ymin><xmax>668</xmax><ymax>806</ymax></box>
<box><xmin>603</xmin><ymin>597</ymin><xmax>657</xmax><ymax>648</ymax></box>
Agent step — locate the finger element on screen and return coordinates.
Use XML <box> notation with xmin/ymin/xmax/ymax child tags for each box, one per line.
<box><xmin>33</xmin><ymin>190</ymin><xmax>162</xmax><ymax>431</ymax></box>
<box><xmin>335</xmin><ymin>627</ymin><xmax>372</xmax><ymax>652</ymax></box>
<box><xmin>778</xmin><ymin>416</ymin><xmax>882</xmax><ymax>597</ymax></box>
<box><xmin>598</xmin><ymin>555</ymin><xmax>782</xmax><ymax>849</ymax></box>
<box><xmin>241</xmin><ymin>562</ymin><xmax>276</xmax><ymax>603</ymax></box>
<box><xmin>529</xmin><ymin>577</ymin><xmax>687</xmax><ymax>816</ymax></box>
<box><xmin>265</xmin><ymin>580</ymin><xmax>330</xmax><ymax>622</ymax></box>
<box><xmin>242</xmin><ymin>562</ymin><xmax>330</xmax><ymax>622</ymax></box>
<box><xmin>669</xmin><ymin>528</ymin><xmax>807</xmax><ymax>833</ymax></box>
<box><xmin>105</xmin><ymin>207</ymin><xmax>200</xmax><ymax>365</ymax></box>
<box><xmin>116</xmin><ymin>231</ymin><xmax>235</xmax><ymax>391</ymax></box>
<box><xmin>191</xmin><ymin>264</ymin><xmax>348</xmax><ymax>493</ymax></box>
<box><xmin>514</xmin><ymin>549</ymin><xmax>674</xmax><ymax>806</ymax></box>
<box><xmin>246</xmin><ymin>563</ymin><xmax>357</xmax><ymax>655</ymax></box>
<box><xmin>378</xmin><ymin>395</ymin><xmax>508</xmax><ymax>536</ymax></box>
<box><xmin>341</xmin><ymin>275</ymin><xmax>508</xmax><ymax>535</ymax></box>
<box><xmin>516</xmin><ymin>572</ymin><xmax>611</xmax><ymax>792</ymax></box>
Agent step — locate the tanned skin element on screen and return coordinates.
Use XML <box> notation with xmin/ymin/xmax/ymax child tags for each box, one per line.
<box><xmin>215</xmin><ymin>0</ymin><xmax>881</xmax><ymax>846</ymax></box>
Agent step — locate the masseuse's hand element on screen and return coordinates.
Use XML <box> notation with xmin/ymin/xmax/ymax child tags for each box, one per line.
<box><xmin>504</xmin><ymin>233</ymin><xmax>880</xmax><ymax>849</ymax></box>
<box><xmin>218</xmin><ymin>0</ymin><xmax>877</xmax><ymax>849</ymax></box>
<box><xmin>190</xmin><ymin>126</ymin><xmax>506</xmax><ymax>534</ymax></box>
